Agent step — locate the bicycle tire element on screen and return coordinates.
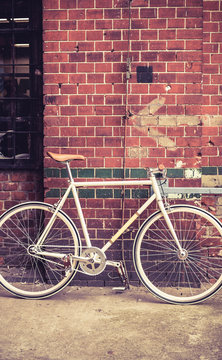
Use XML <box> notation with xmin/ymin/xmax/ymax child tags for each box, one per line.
<box><xmin>133</xmin><ymin>205</ymin><xmax>222</xmax><ymax>304</ymax></box>
<box><xmin>0</xmin><ymin>202</ymin><xmax>81</xmax><ymax>299</ymax></box>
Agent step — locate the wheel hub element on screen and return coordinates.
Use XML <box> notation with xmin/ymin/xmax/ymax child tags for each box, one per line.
<box><xmin>177</xmin><ymin>249</ymin><xmax>188</xmax><ymax>261</ymax></box>
<box><xmin>80</xmin><ymin>247</ymin><xmax>106</xmax><ymax>275</ymax></box>
<box><xmin>28</xmin><ymin>245</ymin><xmax>38</xmax><ymax>255</ymax></box>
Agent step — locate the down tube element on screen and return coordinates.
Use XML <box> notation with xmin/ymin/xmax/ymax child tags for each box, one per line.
<box><xmin>102</xmin><ymin>193</ymin><xmax>156</xmax><ymax>252</ymax></box>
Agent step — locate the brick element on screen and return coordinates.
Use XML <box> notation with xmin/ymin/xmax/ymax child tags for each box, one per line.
<box><xmin>168</xmin><ymin>0</ymin><xmax>184</xmax><ymax>5</ymax></box>
<box><xmin>211</xmin><ymin>11</ymin><xmax>222</xmax><ymax>21</ymax></box>
<box><xmin>69</xmin><ymin>53</ymin><xmax>85</xmax><ymax>62</ymax></box>
<box><xmin>211</xmin><ymin>75</ymin><xmax>222</xmax><ymax>84</ymax></box>
<box><xmin>159</xmin><ymin>52</ymin><xmax>176</xmax><ymax>61</ymax></box>
<box><xmin>211</xmin><ymin>96</ymin><xmax>222</xmax><ymax>105</ymax></box>
<box><xmin>168</xmin><ymin>19</ymin><xmax>184</xmax><ymax>28</ymax></box>
<box><xmin>203</xmin><ymin>65</ymin><xmax>219</xmax><ymax>74</ymax></box>
<box><xmin>187</xmin><ymin>18</ymin><xmax>203</xmax><ymax>28</ymax></box>
<box><xmin>87</xmin><ymin>74</ymin><xmax>104</xmax><ymax>83</ymax></box>
<box><xmin>44</xmin><ymin>74</ymin><xmax>69</xmax><ymax>84</ymax></box>
<box><xmin>140</xmin><ymin>137</ymin><xmax>157</xmax><ymax>147</ymax></box>
<box><xmin>167</xmin><ymin>106</ymin><xmax>185</xmax><ymax>115</ymax></box>
<box><xmin>43</xmin><ymin>10</ymin><xmax>67</xmax><ymax>20</ymax></box>
<box><xmin>140</xmin><ymin>8</ymin><xmax>156</xmax><ymax>18</ymax></box>
<box><xmin>159</xmin><ymin>8</ymin><xmax>176</xmax><ymax>18</ymax></box>
<box><xmin>186</xmin><ymin>84</ymin><xmax>202</xmax><ymax>93</ymax></box>
<box><xmin>211</xmin><ymin>33</ymin><xmax>222</xmax><ymax>42</ymax></box>
<box><xmin>60</xmin><ymin>63</ymin><xmax>77</xmax><ymax>73</ymax></box>
<box><xmin>78</xmin><ymin>19</ymin><xmax>94</xmax><ymax>30</ymax></box>
<box><xmin>96</xmin><ymin>20</ymin><xmax>112</xmax><ymax>29</ymax></box>
<box><xmin>167</xmin><ymin>40</ymin><xmax>184</xmax><ymax>50</ymax></box>
<box><xmin>105</xmin><ymin>52</ymin><xmax>122</xmax><ymax>62</ymax></box>
<box><xmin>95</xmin><ymin>63</ymin><xmax>112</xmax><ymax>72</ymax></box>
<box><xmin>203</xmin><ymin>1</ymin><xmax>219</xmax><ymax>10</ymax></box>
<box><xmin>186</xmin><ymin>40</ymin><xmax>202</xmax><ymax>50</ymax></box>
<box><xmin>60</xmin><ymin>0</ymin><xmax>77</xmax><ymax>7</ymax></box>
<box><xmin>149</xmin><ymin>19</ymin><xmax>166</xmax><ymax>29</ymax></box>
<box><xmin>186</xmin><ymin>0</ymin><xmax>202</xmax><ymax>5</ymax></box>
<box><xmin>141</xmin><ymin>52</ymin><xmax>158</xmax><ymax>61</ymax></box>
<box><xmin>159</xmin><ymin>30</ymin><xmax>176</xmax><ymax>40</ymax></box>
<box><xmin>78</xmin><ymin>0</ymin><xmax>94</xmax><ymax>8</ymax></box>
<box><xmin>177</xmin><ymin>73</ymin><xmax>202</xmax><ymax>83</ymax></box>
<box><xmin>177</xmin><ymin>95</ymin><xmax>202</xmax><ymax>105</ymax></box>
<box><xmin>177</xmin><ymin>52</ymin><xmax>202</xmax><ymax>61</ymax></box>
<box><xmin>211</xmin><ymin>54</ymin><xmax>222</xmax><ymax>64</ymax></box>
<box><xmin>87</xmin><ymin>30</ymin><xmax>103</xmax><ymax>41</ymax></box>
<box><xmin>185</xmin><ymin>105</ymin><xmax>202</xmax><ymax>115</ymax></box>
<box><xmin>78</xmin><ymin>63</ymin><xmax>94</xmax><ymax>73</ymax></box>
<box><xmin>96</xmin><ymin>0</ymin><xmax>112</xmax><ymax>7</ymax></box>
<box><xmin>177</xmin><ymin>29</ymin><xmax>202</xmax><ymax>39</ymax></box>
<box><xmin>86</xmin><ymin>9</ymin><xmax>102</xmax><ymax>20</ymax></box>
<box><xmin>60</xmin><ymin>20</ymin><xmax>76</xmax><ymax>30</ymax></box>
<box><xmin>149</xmin><ymin>41</ymin><xmax>166</xmax><ymax>50</ymax></box>
<box><xmin>141</xmin><ymin>30</ymin><xmax>157</xmax><ymax>40</ymax></box>
<box><xmin>43</xmin><ymin>20</ymin><xmax>59</xmax><ymax>30</ymax></box>
<box><xmin>202</xmin><ymin>106</ymin><xmax>219</xmax><ymax>115</ymax></box>
<box><xmin>44</xmin><ymin>53</ymin><xmax>68</xmax><ymax>63</ymax></box>
<box><xmin>77</xmin><ymin>42</ymin><xmax>94</xmax><ymax>52</ymax></box>
<box><xmin>87</xmin><ymin>52</ymin><xmax>103</xmax><ymax>62</ymax></box>
<box><xmin>158</xmin><ymin>73</ymin><xmax>176</xmax><ymax>83</ymax></box>
<box><xmin>167</xmin><ymin>63</ymin><xmax>184</xmax><ymax>72</ymax></box>
<box><xmin>150</xmin><ymin>0</ymin><xmax>166</xmax><ymax>6</ymax></box>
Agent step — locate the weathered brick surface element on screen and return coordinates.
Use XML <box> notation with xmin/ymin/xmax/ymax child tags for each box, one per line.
<box><xmin>0</xmin><ymin>171</ymin><xmax>43</xmax><ymax>214</ymax></box>
<box><xmin>42</xmin><ymin>0</ymin><xmax>221</xmax><ymax>171</ymax></box>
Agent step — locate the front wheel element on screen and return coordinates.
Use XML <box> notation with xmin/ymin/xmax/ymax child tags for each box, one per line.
<box><xmin>0</xmin><ymin>202</ymin><xmax>81</xmax><ymax>299</ymax></box>
<box><xmin>133</xmin><ymin>205</ymin><xmax>222</xmax><ymax>304</ymax></box>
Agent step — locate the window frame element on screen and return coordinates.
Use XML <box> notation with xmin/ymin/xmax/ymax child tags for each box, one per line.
<box><xmin>0</xmin><ymin>0</ymin><xmax>43</xmax><ymax>170</ymax></box>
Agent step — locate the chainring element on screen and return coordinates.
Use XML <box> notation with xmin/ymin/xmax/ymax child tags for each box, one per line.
<box><xmin>80</xmin><ymin>247</ymin><xmax>106</xmax><ymax>275</ymax></box>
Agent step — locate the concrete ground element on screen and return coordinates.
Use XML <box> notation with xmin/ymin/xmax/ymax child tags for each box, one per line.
<box><xmin>0</xmin><ymin>285</ymin><xmax>221</xmax><ymax>360</ymax></box>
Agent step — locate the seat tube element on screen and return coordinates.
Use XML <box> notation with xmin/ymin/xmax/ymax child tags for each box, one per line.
<box><xmin>66</xmin><ymin>162</ymin><xmax>92</xmax><ymax>247</ymax></box>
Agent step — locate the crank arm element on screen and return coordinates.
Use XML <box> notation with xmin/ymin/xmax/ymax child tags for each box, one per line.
<box><xmin>106</xmin><ymin>260</ymin><xmax>122</xmax><ymax>268</ymax></box>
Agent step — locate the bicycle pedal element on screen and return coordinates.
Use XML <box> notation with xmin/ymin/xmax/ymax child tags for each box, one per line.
<box><xmin>112</xmin><ymin>286</ymin><xmax>127</xmax><ymax>293</ymax></box>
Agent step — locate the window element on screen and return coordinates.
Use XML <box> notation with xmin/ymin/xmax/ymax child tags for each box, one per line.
<box><xmin>0</xmin><ymin>0</ymin><xmax>42</xmax><ymax>169</ymax></box>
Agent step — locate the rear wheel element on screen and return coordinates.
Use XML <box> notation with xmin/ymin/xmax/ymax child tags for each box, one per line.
<box><xmin>133</xmin><ymin>205</ymin><xmax>222</xmax><ymax>304</ymax></box>
<box><xmin>0</xmin><ymin>202</ymin><xmax>81</xmax><ymax>299</ymax></box>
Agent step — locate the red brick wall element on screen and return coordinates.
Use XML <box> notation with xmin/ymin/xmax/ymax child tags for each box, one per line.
<box><xmin>43</xmin><ymin>0</ymin><xmax>222</xmax><ymax>169</ymax></box>
<box><xmin>42</xmin><ymin>0</ymin><xmax>222</xmax><ymax>285</ymax></box>
<box><xmin>0</xmin><ymin>171</ymin><xmax>43</xmax><ymax>213</ymax></box>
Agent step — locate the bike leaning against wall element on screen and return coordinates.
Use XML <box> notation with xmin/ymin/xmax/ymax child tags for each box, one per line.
<box><xmin>0</xmin><ymin>152</ymin><xmax>221</xmax><ymax>305</ymax></box>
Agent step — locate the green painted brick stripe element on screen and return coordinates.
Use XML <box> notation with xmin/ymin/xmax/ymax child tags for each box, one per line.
<box><xmin>167</xmin><ymin>168</ymin><xmax>184</xmax><ymax>178</ymax></box>
<box><xmin>202</xmin><ymin>167</ymin><xmax>217</xmax><ymax>175</ymax></box>
<box><xmin>45</xmin><ymin>188</ymin><xmax>150</xmax><ymax>199</ymax></box>
<box><xmin>79</xmin><ymin>188</ymin><xmax>95</xmax><ymax>198</ymax></box>
<box><xmin>96</xmin><ymin>189</ymin><xmax>113</xmax><ymax>198</ymax></box>
<box><xmin>131</xmin><ymin>168</ymin><xmax>147</xmax><ymax>178</ymax></box>
<box><xmin>96</xmin><ymin>169</ymin><xmax>112</xmax><ymax>178</ymax></box>
<box><xmin>45</xmin><ymin>189</ymin><xmax>60</xmax><ymax>198</ymax></box>
<box><xmin>45</xmin><ymin>167</ymin><xmax>221</xmax><ymax>180</ymax></box>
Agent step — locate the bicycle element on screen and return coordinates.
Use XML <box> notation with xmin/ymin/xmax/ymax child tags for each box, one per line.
<box><xmin>0</xmin><ymin>151</ymin><xmax>221</xmax><ymax>304</ymax></box>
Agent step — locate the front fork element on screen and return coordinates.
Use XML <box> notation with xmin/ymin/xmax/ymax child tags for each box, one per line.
<box><xmin>151</xmin><ymin>173</ymin><xmax>184</xmax><ymax>255</ymax></box>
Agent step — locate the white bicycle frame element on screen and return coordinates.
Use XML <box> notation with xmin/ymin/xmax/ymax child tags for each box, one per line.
<box><xmin>36</xmin><ymin>162</ymin><xmax>183</xmax><ymax>258</ymax></box>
